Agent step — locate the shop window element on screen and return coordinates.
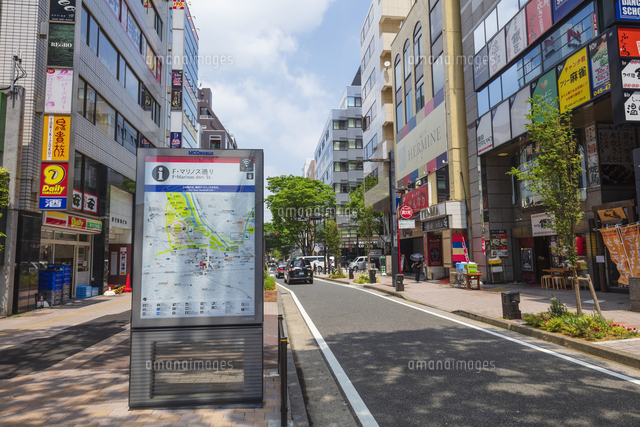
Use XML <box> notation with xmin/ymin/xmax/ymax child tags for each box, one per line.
<box><xmin>41</xmin><ymin>230</ymin><xmax>54</xmax><ymax>240</ymax></box>
<box><xmin>55</xmin><ymin>232</ymin><xmax>78</xmax><ymax>241</ymax></box>
<box><xmin>79</xmin><ymin>234</ymin><xmax>90</xmax><ymax>242</ymax></box>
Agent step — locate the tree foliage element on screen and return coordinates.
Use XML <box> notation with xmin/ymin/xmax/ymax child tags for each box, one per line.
<box><xmin>266</xmin><ymin>175</ymin><xmax>335</xmax><ymax>256</ymax></box>
<box><xmin>324</xmin><ymin>220</ymin><xmax>342</xmax><ymax>274</ymax></box>
<box><xmin>346</xmin><ymin>180</ymin><xmax>384</xmax><ymax>253</ymax></box>
<box><xmin>508</xmin><ymin>96</ymin><xmax>589</xmax><ymax>315</ymax></box>
<box><xmin>264</xmin><ymin>222</ymin><xmax>293</xmax><ymax>256</ymax></box>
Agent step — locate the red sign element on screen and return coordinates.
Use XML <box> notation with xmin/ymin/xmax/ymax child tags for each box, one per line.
<box><xmin>527</xmin><ymin>0</ymin><xmax>553</xmax><ymax>45</ymax></box>
<box><xmin>425</xmin><ymin>234</ymin><xmax>443</xmax><ymax>267</ymax></box>
<box><xmin>399</xmin><ymin>205</ymin><xmax>414</xmax><ymax>219</ymax></box>
<box><xmin>401</xmin><ymin>186</ymin><xmax>429</xmax><ymax>211</ymax></box>
<box><xmin>40</xmin><ymin>163</ymin><xmax>68</xmax><ymax>197</ymax></box>
<box><xmin>619</xmin><ymin>28</ymin><xmax>640</xmax><ymax>57</ymax></box>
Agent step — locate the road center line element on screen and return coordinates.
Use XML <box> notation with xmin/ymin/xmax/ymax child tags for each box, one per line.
<box><xmin>314</xmin><ymin>278</ymin><xmax>640</xmax><ymax>386</ymax></box>
<box><xmin>278</xmin><ymin>284</ymin><xmax>379</xmax><ymax>427</ymax></box>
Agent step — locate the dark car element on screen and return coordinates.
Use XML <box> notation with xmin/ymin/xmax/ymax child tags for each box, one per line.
<box><xmin>276</xmin><ymin>262</ymin><xmax>287</xmax><ymax>279</ymax></box>
<box><xmin>284</xmin><ymin>259</ymin><xmax>313</xmax><ymax>284</ymax></box>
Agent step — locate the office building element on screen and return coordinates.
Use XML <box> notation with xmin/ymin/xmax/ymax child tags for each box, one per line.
<box><xmin>197</xmin><ymin>88</ymin><xmax>237</xmax><ymax>149</ymax></box>
<box><xmin>0</xmin><ymin>0</ymin><xmax>171</xmax><ymax>314</ymax></box>
<box><xmin>169</xmin><ymin>0</ymin><xmax>199</xmax><ymax>148</ymax></box>
<box><xmin>462</xmin><ymin>0</ymin><xmax>640</xmax><ymax>290</ymax></box>
<box><xmin>314</xmin><ymin>71</ymin><xmax>364</xmax><ymax>252</ymax></box>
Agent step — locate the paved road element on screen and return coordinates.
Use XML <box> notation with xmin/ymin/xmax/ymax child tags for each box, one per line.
<box><xmin>279</xmin><ymin>277</ymin><xmax>640</xmax><ymax>426</ymax></box>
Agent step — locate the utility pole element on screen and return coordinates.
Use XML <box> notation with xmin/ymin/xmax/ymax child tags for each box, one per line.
<box><xmin>388</xmin><ymin>150</ymin><xmax>399</xmax><ymax>280</ymax></box>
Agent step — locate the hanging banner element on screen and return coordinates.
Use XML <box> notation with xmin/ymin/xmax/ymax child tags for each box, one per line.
<box><xmin>527</xmin><ymin>0</ymin><xmax>553</xmax><ymax>45</ymax></box>
<box><xmin>557</xmin><ymin>48</ymin><xmax>591</xmax><ymax>113</ymax></box>
<box><xmin>589</xmin><ymin>34</ymin><xmax>611</xmax><ymax>98</ymax></box>
<box><xmin>41</xmin><ymin>115</ymin><xmax>71</xmax><ymax>161</ymax></box>
<box><xmin>600</xmin><ymin>228</ymin><xmax>631</xmax><ymax>286</ymax></box>
<box><xmin>45</xmin><ymin>69</ymin><xmax>73</xmax><ymax>114</ymax></box>
<box><xmin>620</xmin><ymin>224</ymin><xmax>640</xmax><ymax>277</ymax></box>
<box><xmin>506</xmin><ymin>10</ymin><xmax>527</xmax><ymax>63</ymax></box>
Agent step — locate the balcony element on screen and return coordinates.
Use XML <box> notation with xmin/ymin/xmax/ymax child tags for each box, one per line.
<box><xmin>381</xmin><ymin>103</ymin><xmax>394</xmax><ymax>126</ymax></box>
<box><xmin>380</xmin><ymin>0</ymin><xmax>412</xmax><ymax>23</ymax></box>
<box><xmin>381</xmin><ymin>32</ymin><xmax>395</xmax><ymax>55</ymax></box>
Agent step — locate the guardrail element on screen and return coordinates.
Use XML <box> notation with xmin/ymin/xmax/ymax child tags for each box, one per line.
<box><xmin>277</xmin><ymin>299</ymin><xmax>289</xmax><ymax>426</ymax></box>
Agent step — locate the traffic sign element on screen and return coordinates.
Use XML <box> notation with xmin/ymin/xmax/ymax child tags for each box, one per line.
<box><xmin>399</xmin><ymin>205</ymin><xmax>414</xmax><ymax>219</ymax></box>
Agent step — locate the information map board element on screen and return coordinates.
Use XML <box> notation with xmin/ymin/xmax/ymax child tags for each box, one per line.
<box><xmin>132</xmin><ymin>149</ymin><xmax>264</xmax><ymax>328</ymax></box>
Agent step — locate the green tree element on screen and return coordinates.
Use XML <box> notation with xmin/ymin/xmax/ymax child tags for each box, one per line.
<box><xmin>264</xmin><ymin>222</ymin><xmax>293</xmax><ymax>256</ymax></box>
<box><xmin>346</xmin><ymin>180</ymin><xmax>384</xmax><ymax>264</ymax></box>
<box><xmin>0</xmin><ymin>168</ymin><xmax>9</xmax><ymax>253</ymax></box>
<box><xmin>266</xmin><ymin>175</ymin><xmax>335</xmax><ymax>256</ymax></box>
<box><xmin>324</xmin><ymin>220</ymin><xmax>342</xmax><ymax>275</ymax></box>
<box><xmin>509</xmin><ymin>96</ymin><xmax>599</xmax><ymax>316</ymax></box>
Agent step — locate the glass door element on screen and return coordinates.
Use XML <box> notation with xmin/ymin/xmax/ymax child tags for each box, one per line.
<box><xmin>76</xmin><ymin>246</ymin><xmax>91</xmax><ymax>287</ymax></box>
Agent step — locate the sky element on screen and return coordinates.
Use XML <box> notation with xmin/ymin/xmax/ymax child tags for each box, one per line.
<box><xmin>188</xmin><ymin>0</ymin><xmax>372</xmax><ymax>220</ymax></box>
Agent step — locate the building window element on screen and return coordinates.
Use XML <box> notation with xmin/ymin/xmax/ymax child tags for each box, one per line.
<box><xmin>77</xmin><ymin>78</ymin><xmax>86</xmax><ymax>117</ymax></box>
<box><xmin>347</xmin><ymin>97</ymin><xmax>362</xmax><ymax>107</ymax></box>
<box><xmin>349</xmin><ymin>161</ymin><xmax>363</xmax><ymax>171</ymax></box>
<box><xmin>334</xmin><ymin>162</ymin><xmax>348</xmax><ymax>172</ymax></box>
<box><xmin>405</xmin><ymin>90</ymin><xmax>413</xmax><ymax>122</ymax></box>
<box><xmin>88</xmin><ymin>10</ymin><xmax>99</xmax><ymax>54</ymax></box>
<box><xmin>403</xmin><ymin>39</ymin><xmax>412</xmax><ymax>80</ymax></box>
<box><xmin>95</xmin><ymin>94</ymin><xmax>116</xmax><ymax>139</ymax></box>
<box><xmin>395</xmin><ymin>55</ymin><xmax>403</xmax><ymax>128</ymax></box>
<box><xmin>430</xmin><ymin>1</ymin><xmax>442</xmax><ymax>40</ymax></box>
<box><xmin>394</xmin><ymin>55</ymin><xmax>402</xmax><ymax>92</ymax></box>
<box><xmin>477</xmin><ymin>87</ymin><xmax>489</xmax><ymax>116</ymax></box>
<box><xmin>98</xmin><ymin>30</ymin><xmax>118</xmax><ymax>78</ymax></box>
<box><xmin>365</xmin><ymin>134</ymin><xmax>378</xmax><ymax>159</ymax></box>
<box><xmin>432</xmin><ymin>54</ymin><xmax>445</xmax><ymax>96</ymax></box>
<box><xmin>497</xmin><ymin>0</ymin><xmax>519</xmax><ymax>28</ymax></box>
<box><xmin>416</xmin><ymin>76</ymin><xmax>425</xmax><ymax>112</ymax></box>
<box><xmin>210</xmin><ymin>136</ymin><xmax>221</xmax><ymax>149</ymax></box>
<box><xmin>414</xmin><ymin>22</ymin><xmax>423</xmax><ymax>66</ymax></box>
<box><xmin>333</xmin><ymin>120</ymin><xmax>346</xmax><ymax>130</ymax></box>
<box><xmin>334</xmin><ymin>141</ymin><xmax>347</xmax><ymax>151</ymax></box>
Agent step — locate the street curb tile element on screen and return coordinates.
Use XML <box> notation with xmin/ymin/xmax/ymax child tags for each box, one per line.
<box><xmin>453</xmin><ymin>310</ymin><xmax>640</xmax><ymax>371</ymax></box>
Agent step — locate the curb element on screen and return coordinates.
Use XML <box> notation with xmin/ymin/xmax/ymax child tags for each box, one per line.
<box><xmin>318</xmin><ymin>278</ymin><xmax>640</xmax><ymax>371</ymax></box>
<box><xmin>452</xmin><ymin>310</ymin><xmax>640</xmax><ymax>371</ymax></box>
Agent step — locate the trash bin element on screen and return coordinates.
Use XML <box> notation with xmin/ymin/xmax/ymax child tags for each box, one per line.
<box><xmin>369</xmin><ymin>269</ymin><xmax>376</xmax><ymax>284</ymax></box>
<box><xmin>501</xmin><ymin>290</ymin><xmax>521</xmax><ymax>320</ymax></box>
<box><xmin>349</xmin><ymin>268</ymin><xmax>354</xmax><ymax>280</ymax></box>
<box><xmin>395</xmin><ymin>274</ymin><xmax>404</xmax><ymax>291</ymax></box>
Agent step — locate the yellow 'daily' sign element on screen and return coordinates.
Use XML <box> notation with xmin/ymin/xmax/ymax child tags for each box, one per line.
<box><xmin>558</xmin><ymin>48</ymin><xmax>591</xmax><ymax>113</ymax></box>
<box><xmin>41</xmin><ymin>115</ymin><xmax>70</xmax><ymax>162</ymax></box>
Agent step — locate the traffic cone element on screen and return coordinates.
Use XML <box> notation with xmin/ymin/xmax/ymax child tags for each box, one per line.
<box><xmin>123</xmin><ymin>274</ymin><xmax>133</xmax><ymax>293</ymax></box>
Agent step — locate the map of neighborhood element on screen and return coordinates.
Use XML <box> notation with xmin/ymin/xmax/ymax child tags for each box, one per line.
<box><xmin>141</xmin><ymin>189</ymin><xmax>256</xmax><ymax>319</ymax></box>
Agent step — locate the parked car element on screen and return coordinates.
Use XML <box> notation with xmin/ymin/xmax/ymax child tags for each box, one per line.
<box><xmin>284</xmin><ymin>259</ymin><xmax>314</xmax><ymax>284</ymax></box>
<box><xmin>276</xmin><ymin>262</ymin><xmax>287</xmax><ymax>278</ymax></box>
<box><xmin>300</xmin><ymin>255</ymin><xmax>334</xmax><ymax>272</ymax></box>
<box><xmin>349</xmin><ymin>256</ymin><xmax>368</xmax><ymax>272</ymax></box>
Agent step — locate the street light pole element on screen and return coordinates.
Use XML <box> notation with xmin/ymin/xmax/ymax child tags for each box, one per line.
<box><xmin>388</xmin><ymin>150</ymin><xmax>399</xmax><ymax>280</ymax></box>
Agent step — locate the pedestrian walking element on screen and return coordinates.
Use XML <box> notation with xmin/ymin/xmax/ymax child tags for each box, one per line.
<box><xmin>412</xmin><ymin>259</ymin><xmax>422</xmax><ymax>282</ymax></box>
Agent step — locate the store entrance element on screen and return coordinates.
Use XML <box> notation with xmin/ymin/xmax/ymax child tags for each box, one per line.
<box><xmin>41</xmin><ymin>230</ymin><xmax>93</xmax><ymax>299</ymax></box>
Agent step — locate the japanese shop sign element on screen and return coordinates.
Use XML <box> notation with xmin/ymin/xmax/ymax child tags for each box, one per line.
<box><xmin>621</xmin><ymin>59</ymin><xmax>640</xmax><ymax>89</ymax></box>
<box><xmin>619</xmin><ymin>28</ymin><xmax>640</xmax><ymax>57</ymax></box>
<box><xmin>401</xmin><ymin>186</ymin><xmax>429</xmax><ymax>211</ymax></box>
<box><xmin>531</xmin><ymin>69</ymin><xmax>558</xmax><ymax>120</ymax></box>
<box><xmin>476</xmin><ymin>113</ymin><xmax>493</xmax><ymax>155</ymax></box>
<box><xmin>552</xmin><ymin>0</ymin><xmax>583</xmax><ymax>23</ymax></box>
<box><xmin>527</xmin><ymin>0</ymin><xmax>553</xmax><ymax>45</ymax></box>
<box><xmin>40</xmin><ymin>163</ymin><xmax>68</xmax><ymax>197</ymax></box>
<box><xmin>43</xmin><ymin>211</ymin><xmax>103</xmax><ymax>233</ymax></box>
<box><xmin>624</xmin><ymin>91</ymin><xmax>640</xmax><ymax>121</ymax></box>
<box><xmin>47</xmin><ymin>23</ymin><xmax>74</xmax><ymax>68</ymax></box>
<box><xmin>83</xmin><ymin>192</ymin><xmax>98</xmax><ymax>214</ymax></box>
<box><xmin>585</xmin><ymin>125</ymin><xmax>600</xmax><ymax>187</ymax></box>
<box><xmin>488</xmin><ymin>29</ymin><xmax>507</xmax><ymax>77</ymax></box>
<box><xmin>49</xmin><ymin>0</ymin><xmax>76</xmax><ymax>22</ymax></box>
<box><xmin>173</xmin><ymin>0</ymin><xmax>184</xmax><ymax>9</ymax></box>
<box><xmin>557</xmin><ymin>48</ymin><xmax>591</xmax><ymax>113</ymax></box>
<box><xmin>490</xmin><ymin>230</ymin><xmax>508</xmax><ymax>258</ymax></box>
<box><xmin>506</xmin><ymin>10</ymin><xmax>527</xmax><ymax>63</ymax></box>
<box><xmin>598</xmin><ymin>124</ymin><xmax>636</xmax><ymax>185</ymax></box>
<box><xmin>41</xmin><ymin>115</ymin><xmax>70</xmax><ymax>162</ymax></box>
<box><xmin>45</xmin><ymin>69</ymin><xmax>73</xmax><ymax>114</ymax></box>
<box><xmin>589</xmin><ymin>34</ymin><xmax>611</xmax><ymax>98</ymax></box>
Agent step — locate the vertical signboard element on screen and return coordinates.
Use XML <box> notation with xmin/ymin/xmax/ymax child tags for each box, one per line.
<box><xmin>49</xmin><ymin>0</ymin><xmax>76</xmax><ymax>22</ymax></box>
<box><xmin>488</xmin><ymin>29</ymin><xmax>507</xmax><ymax>78</ymax></box>
<box><xmin>170</xmin><ymin>131</ymin><xmax>182</xmax><ymax>148</ymax></box>
<box><xmin>473</xmin><ymin>46</ymin><xmax>490</xmax><ymax>89</ymax></box>
<box><xmin>585</xmin><ymin>125</ymin><xmax>600</xmax><ymax>187</ymax></box>
<box><xmin>476</xmin><ymin>113</ymin><xmax>493</xmax><ymax>155</ymax></box>
<box><xmin>527</xmin><ymin>0</ymin><xmax>553</xmax><ymax>45</ymax></box>
<box><xmin>557</xmin><ymin>48</ymin><xmax>591</xmax><ymax>113</ymax></box>
<box><xmin>47</xmin><ymin>23</ymin><xmax>75</xmax><ymax>67</ymax></box>
<box><xmin>589</xmin><ymin>33</ymin><xmax>611</xmax><ymax>99</ymax></box>
<box><xmin>39</xmin><ymin>163</ymin><xmax>69</xmax><ymax>210</ymax></box>
<box><xmin>45</xmin><ymin>69</ymin><xmax>73</xmax><ymax>114</ymax></box>
<box><xmin>130</xmin><ymin>149</ymin><xmax>264</xmax><ymax>409</ymax></box>
<box><xmin>506</xmin><ymin>10</ymin><xmax>527</xmax><ymax>63</ymax></box>
<box><xmin>531</xmin><ymin>68</ymin><xmax>558</xmax><ymax>115</ymax></box>
<box><xmin>41</xmin><ymin>115</ymin><xmax>70</xmax><ymax>161</ymax></box>
<box><xmin>132</xmin><ymin>149</ymin><xmax>263</xmax><ymax>327</ymax></box>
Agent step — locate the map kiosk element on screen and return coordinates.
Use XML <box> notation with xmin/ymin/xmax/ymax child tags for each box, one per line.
<box><xmin>129</xmin><ymin>148</ymin><xmax>264</xmax><ymax>409</ymax></box>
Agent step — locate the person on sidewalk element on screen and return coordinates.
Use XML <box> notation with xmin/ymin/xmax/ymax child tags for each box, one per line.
<box><xmin>412</xmin><ymin>260</ymin><xmax>423</xmax><ymax>283</ymax></box>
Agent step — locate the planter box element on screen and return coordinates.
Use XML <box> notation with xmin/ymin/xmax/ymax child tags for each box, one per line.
<box><xmin>264</xmin><ymin>290</ymin><xmax>277</xmax><ymax>302</ymax></box>
<box><xmin>630</xmin><ymin>277</ymin><xmax>640</xmax><ymax>312</ymax></box>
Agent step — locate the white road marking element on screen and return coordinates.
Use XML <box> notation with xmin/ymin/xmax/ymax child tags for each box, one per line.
<box><xmin>278</xmin><ymin>284</ymin><xmax>379</xmax><ymax>427</ymax></box>
<box><xmin>313</xmin><ymin>278</ymin><xmax>640</xmax><ymax>386</ymax></box>
<box><xmin>593</xmin><ymin>337</ymin><xmax>640</xmax><ymax>345</ymax></box>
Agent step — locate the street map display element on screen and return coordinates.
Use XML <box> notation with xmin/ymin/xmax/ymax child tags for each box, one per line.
<box><xmin>140</xmin><ymin>156</ymin><xmax>256</xmax><ymax>319</ymax></box>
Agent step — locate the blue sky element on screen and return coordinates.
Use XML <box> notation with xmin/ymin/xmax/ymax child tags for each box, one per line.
<box><xmin>189</xmin><ymin>0</ymin><xmax>370</xmax><ymax>185</ymax></box>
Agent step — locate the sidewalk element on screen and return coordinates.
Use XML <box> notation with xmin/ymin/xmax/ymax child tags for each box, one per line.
<box><xmin>316</xmin><ymin>271</ymin><xmax>640</xmax><ymax>356</ymax></box>
<box><xmin>0</xmin><ymin>295</ymin><xmax>303</xmax><ymax>427</ymax></box>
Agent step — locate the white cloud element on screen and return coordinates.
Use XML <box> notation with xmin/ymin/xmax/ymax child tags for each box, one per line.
<box><xmin>191</xmin><ymin>0</ymin><xmax>336</xmax><ymax>72</ymax></box>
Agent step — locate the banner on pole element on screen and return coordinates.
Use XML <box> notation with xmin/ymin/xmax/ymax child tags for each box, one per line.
<box><xmin>600</xmin><ymin>228</ymin><xmax>631</xmax><ymax>286</ymax></box>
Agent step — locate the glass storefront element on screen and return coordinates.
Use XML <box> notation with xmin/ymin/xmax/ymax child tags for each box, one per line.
<box><xmin>40</xmin><ymin>229</ymin><xmax>93</xmax><ymax>297</ymax></box>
